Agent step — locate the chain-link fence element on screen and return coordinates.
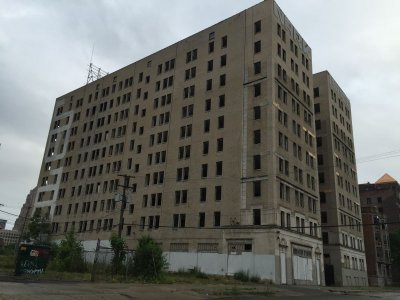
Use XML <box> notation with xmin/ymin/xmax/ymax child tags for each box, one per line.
<box><xmin>86</xmin><ymin>247</ymin><xmax>135</xmax><ymax>281</ymax></box>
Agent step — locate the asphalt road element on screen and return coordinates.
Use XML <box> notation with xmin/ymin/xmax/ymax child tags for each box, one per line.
<box><xmin>0</xmin><ymin>281</ymin><xmax>399</xmax><ymax>300</ymax></box>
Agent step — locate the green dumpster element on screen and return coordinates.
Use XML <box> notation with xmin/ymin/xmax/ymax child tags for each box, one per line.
<box><xmin>15</xmin><ymin>244</ymin><xmax>51</xmax><ymax>275</ymax></box>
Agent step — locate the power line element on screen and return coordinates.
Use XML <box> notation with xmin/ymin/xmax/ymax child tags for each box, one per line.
<box><xmin>47</xmin><ymin>220</ymin><xmax>400</xmax><ymax>238</ymax></box>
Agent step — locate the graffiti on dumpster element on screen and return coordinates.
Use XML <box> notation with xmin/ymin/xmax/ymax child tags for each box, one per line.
<box><xmin>15</xmin><ymin>244</ymin><xmax>50</xmax><ymax>276</ymax></box>
<box><xmin>19</xmin><ymin>260</ymin><xmax>44</xmax><ymax>275</ymax></box>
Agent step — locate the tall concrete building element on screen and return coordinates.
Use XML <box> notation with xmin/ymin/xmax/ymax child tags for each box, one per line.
<box><xmin>313</xmin><ymin>71</ymin><xmax>367</xmax><ymax>286</ymax></box>
<box><xmin>0</xmin><ymin>219</ymin><xmax>6</xmax><ymax>230</ymax></box>
<box><xmin>13</xmin><ymin>187</ymin><xmax>37</xmax><ymax>233</ymax></box>
<box><xmin>32</xmin><ymin>0</ymin><xmax>323</xmax><ymax>284</ymax></box>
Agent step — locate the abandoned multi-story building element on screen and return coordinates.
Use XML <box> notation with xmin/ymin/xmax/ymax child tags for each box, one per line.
<box><xmin>313</xmin><ymin>71</ymin><xmax>367</xmax><ymax>286</ymax></box>
<box><xmin>32</xmin><ymin>0</ymin><xmax>323</xmax><ymax>284</ymax></box>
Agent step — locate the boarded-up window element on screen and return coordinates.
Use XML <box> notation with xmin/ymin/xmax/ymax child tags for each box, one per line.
<box><xmin>197</xmin><ymin>243</ymin><xmax>218</xmax><ymax>253</ymax></box>
<box><xmin>170</xmin><ymin>243</ymin><xmax>189</xmax><ymax>252</ymax></box>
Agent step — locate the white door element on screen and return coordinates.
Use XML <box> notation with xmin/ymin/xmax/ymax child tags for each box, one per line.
<box><xmin>316</xmin><ymin>259</ymin><xmax>321</xmax><ymax>285</ymax></box>
<box><xmin>280</xmin><ymin>252</ymin><xmax>287</xmax><ymax>284</ymax></box>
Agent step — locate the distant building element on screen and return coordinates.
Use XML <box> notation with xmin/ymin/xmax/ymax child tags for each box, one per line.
<box><xmin>13</xmin><ymin>187</ymin><xmax>37</xmax><ymax>233</ymax></box>
<box><xmin>359</xmin><ymin>174</ymin><xmax>400</xmax><ymax>285</ymax></box>
<box><xmin>0</xmin><ymin>229</ymin><xmax>19</xmax><ymax>246</ymax></box>
<box><xmin>314</xmin><ymin>71</ymin><xmax>367</xmax><ymax>286</ymax></box>
<box><xmin>0</xmin><ymin>219</ymin><xmax>6</xmax><ymax>230</ymax></box>
<box><xmin>359</xmin><ymin>174</ymin><xmax>400</xmax><ymax>234</ymax></box>
<box><xmin>361</xmin><ymin>206</ymin><xmax>392</xmax><ymax>286</ymax></box>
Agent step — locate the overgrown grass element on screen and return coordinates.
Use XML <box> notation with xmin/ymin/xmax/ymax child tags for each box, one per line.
<box><xmin>0</xmin><ymin>255</ymin><xmax>15</xmax><ymax>271</ymax></box>
<box><xmin>233</xmin><ymin>270</ymin><xmax>261</xmax><ymax>283</ymax></box>
<box><xmin>234</xmin><ymin>270</ymin><xmax>249</xmax><ymax>282</ymax></box>
<box><xmin>213</xmin><ymin>286</ymin><xmax>274</xmax><ymax>296</ymax></box>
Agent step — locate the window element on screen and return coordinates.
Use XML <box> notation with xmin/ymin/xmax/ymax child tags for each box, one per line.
<box><xmin>206</xmin><ymin>79</ymin><xmax>212</xmax><ymax>91</ymax></box>
<box><xmin>203</xmin><ymin>141</ymin><xmax>209</xmax><ymax>155</ymax></box>
<box><xmin>221</xmin><ymin>35</ymin><xmax>227</xmax><ymax>48</ymax></box>
<box><xmin>217</xmin><ymin>138</ymin><xmax>223</xmax><ymax>152</ymax></box>
<box><xmin>321</xmin><ymin>211</ymin><xmax>327</xmax><ymax>223</ymax></box>
<box><xmin>254</xmin><ymin>20</ymin><xmax>261</xmax><ymax>33</ymax></box>
<box><xmin>254</xmin><ymin>83</ymin><xmax>261</xmax><ymax>97</ymax></box>
<box><xmin>254</xmin><ymin>129</ymin><xmax>261</xmax><ymax>144</ymax></box>
<box><xmin>253</xmin><ymin>155</ymin><xmax>261</xmax><ymax>170</ymax></box>
<box><xmin>254</xmin><ymin>41</ymin><xmax>261</xmax><ymax>53</ymax></box>
<box><xmin>208</xmin><ymin>41</ymin><xmax>214</xmax><ymax>53</ymax></box>
<box><xmin>183</xmin><ymin>85</ymin><xmax>195</xmax><ymax>98</ymax></box>
<box><xmin>216</xmin><ymin>161</ymin><xmax>223</xmax><ymax>176</ymax></box>
<box><xmin>310</xmin><ymin>116</ymin><xmax>320</xmax><ymax>129</ymax></box>
<box><xmin>218</xmin><ymin>116</ymin><xmax>224</xmax><ymax>129</ymax></box>
<box><xmin>186</xmin><ymin>49</ymin><xmax>197</xmax><ymax>63</ymax></box>
<box><xmin>176</xmin><ymin>167</ymin><xmax>189</xmax><ymax>181</ymax></box>
<box><xmin>314</xmin><ymin>103</ymin><xmax>320</xmax><ymax>114</ymax></box>
<box><xmin>219</xmin><ymin>95</ymin><xmax>225</xmax><ymax>107</ymax></box>
<box><xmin>200</xmin><ymin>187</ymin><xmax>207</xmax><ymax>202</ymax></box>
<box><xmin>253</xmin><ymin>181</ymin><xmax>261</xmax><ymax>197</ymax></box>
<box><xmin>254</xmin><ymin>61</ymin><xmax>261</xmax><ymax>74</ymax></box>
<box><xmin>185</xmin><ymin>67</ymin><xmax>196</xmax><ymax>80</ymax></box>
<box><xmin>215</xmin><ymin>186</ymin><xmax>222</xmax><ymax>201</ymax></box>
<box><xmin>214</xmin><ymin>211</ymin><xmax>221</xmax><ymax>227</ymax></box>
<box><xmin>204</xmin><ymin>119</ymin><xmax>210</xmax><ymax>132</ymax></box>
<box><xmin>173</xmin><ymin>214</ymin><xmax>186</xmax><ymax>228</ymax></box>
<box><xmin>199</xmin><ymin>212</ymin><xmax>205</xmax><ymax>227</ymax></box>
<box><xmin>205</xmin><ymin>99</ymin><xmax>211</xmax><ymax>111</ymax></box>
<box><xmin>219</xmin><ymin>74</ymin><xmax>226</xmax><ymax>86</ymax></box>
<box><xmin>201</xmin><ymin>164</ymin><xmax>208</xmax><ymax>178</ymax></box>
<box><xmin>253</xmin><ymin>209</ymin><xmax>261</xmax><ymax>225</ymax></box>
<box><xmin>207</xmin><ymin>60</ymin><xmax>213</xmax><ymax>72</ymax></box>
<box><xmin>220</xmin><ymin>55</ymin><xmax>227</xmax><ymax>67</ymax></box>
<box><xmin>322</xmin><ymin>232</ymin><xmax>329</xmax><ymax>244</ymax></box>
<box><xmin>314</xmin><ymin>87</ymin><xmax>320</xmax><ymax>97</ymax></box>
<box><xmin>254</xmin><ymin>106</ymin><xmax>261</xmax><ymax>120</ymax></box>
<box><xmin>180</xmin><ymin>124</ymin><xmax>192</xmax><ymax>138</ymax></box>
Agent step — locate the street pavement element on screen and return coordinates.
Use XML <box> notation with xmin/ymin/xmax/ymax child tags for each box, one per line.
<box><xmin>0</xmin><ymin>280</ymin><xmax>399</xmax><ymax>300</ymax></box>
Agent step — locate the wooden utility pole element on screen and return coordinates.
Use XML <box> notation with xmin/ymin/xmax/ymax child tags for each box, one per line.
<box><xmin>116</xmin><ymin>175</ymin><xmax>135</xmax><ymax>237</ymax></box>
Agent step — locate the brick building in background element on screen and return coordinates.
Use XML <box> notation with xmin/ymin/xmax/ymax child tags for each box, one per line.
<box><xmin>361</xmin><ymin>206</ymin><xmax>392</xmax><ymax>286</ymax></box>
<box><xmin>359</xmin><ymin>174</ymin><xmax>400</xmax><ymax>234</ymax></box>
<box><xmin>359</xmin><ymin>174</ymin><xmax>399</xmax><ymax>285</ymax></box>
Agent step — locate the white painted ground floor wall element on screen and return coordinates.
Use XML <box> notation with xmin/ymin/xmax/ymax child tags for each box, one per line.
<box><xmin>166</xmin><ymin>252</ymin><xmax>275</xmax><ymax>280</ymax></box>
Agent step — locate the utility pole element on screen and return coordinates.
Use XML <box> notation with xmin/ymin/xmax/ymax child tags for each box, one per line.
<box><xmin>116</xmin><ymin>175</ymin><xmax>135</xmax><ymax>238</ymax></box>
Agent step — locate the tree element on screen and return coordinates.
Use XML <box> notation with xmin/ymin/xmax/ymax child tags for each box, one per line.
<box><xmin>51</xmin><ymin>232</ymin><xmax>85</xmax><ymax>272</ymax></box>
<box><xmin>27</xmin><ymin>215</ymin><xmax>51</xmax><ymax>241</ymax></box>
<box><xmin>132</xmin><ymin>235</ymin><xmax>167</xmax><ymax>279</ymax></box>
<box><xmin>110</xmin><ymin>233</ymin><xmax>126</xmax><ymax>274</ymax></box>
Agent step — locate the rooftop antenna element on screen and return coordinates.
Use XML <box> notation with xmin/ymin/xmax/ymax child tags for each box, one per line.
<box><xmin>86</xmin><ymin>44</ymin><xmax>108</xmax><ymax>84</ymax></box>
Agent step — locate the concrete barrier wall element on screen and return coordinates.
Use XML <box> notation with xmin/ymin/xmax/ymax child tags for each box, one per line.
<box><xmin>165</xmin><ymin>251</ymin><xmax>275</xmax><ymax>280</ymax></box>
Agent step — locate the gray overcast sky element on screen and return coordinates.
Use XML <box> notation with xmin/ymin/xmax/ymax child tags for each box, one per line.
<box><xmin>1</xmin><ymin>0</ymin><xmax>400</xmax><ymax>229</ymax></box>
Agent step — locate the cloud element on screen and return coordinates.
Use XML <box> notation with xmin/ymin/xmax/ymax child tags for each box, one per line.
<box><xmin>1</xmin><ymin>0</ymin><xmax>400</xmax><ymax>228</ymax></box>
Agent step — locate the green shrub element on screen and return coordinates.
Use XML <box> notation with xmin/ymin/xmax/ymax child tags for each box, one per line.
<box><xmin>50</xmin><ymin>232</ymin><xmax>86</xmax><ymax>273</ymax></box>
<box><xmin>250</xmin><ymin>275</ymin><xmax>261</xmax><ymax>283</ymax></box>
<box><xmin>189</xmin><ymin>266</ymin><xmax>208</xmax><ymax>279</ymax></box>
<box><xmin>132</xmin><ymin>235</ymin><xmax>167</xmax><ymax>279</ymax></box>
<box><xmin>234</xmin><ymin>270</ymin><xmax>250</xmax><ymax>282</ymax></box>
<box><xmin>110</xmin><ymin>234</ymin><xmax>126</xmax><ymax>274</ymax></box>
